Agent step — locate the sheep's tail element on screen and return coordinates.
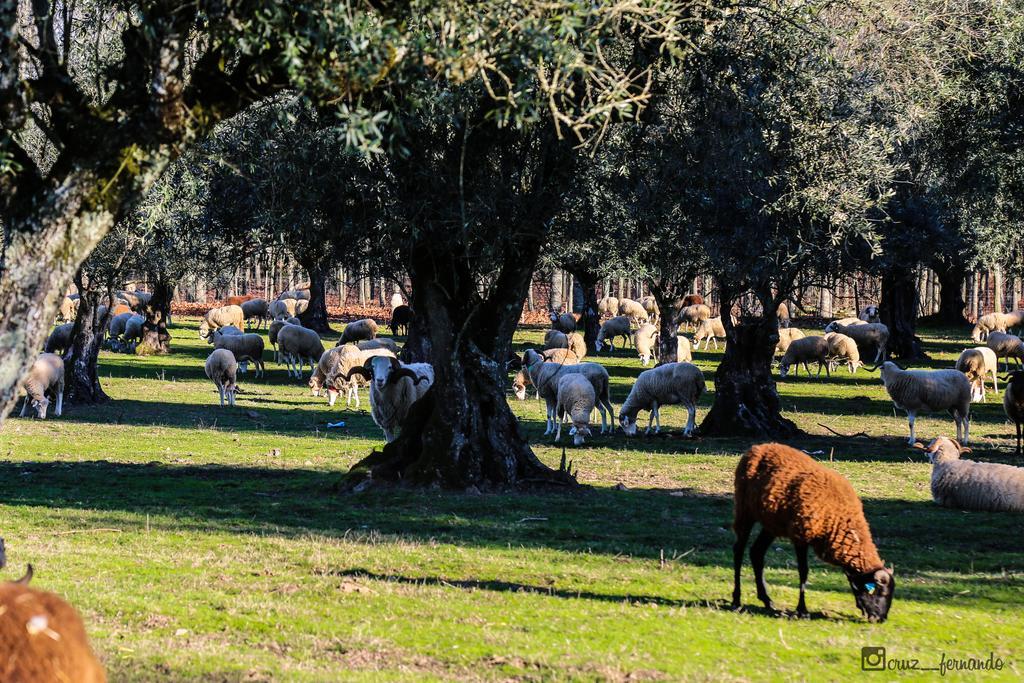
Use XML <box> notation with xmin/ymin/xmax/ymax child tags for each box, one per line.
<box><xmin>14</xmin><ymin>564</ymin><xmax>32</xmax><ymax>585</ymax></box>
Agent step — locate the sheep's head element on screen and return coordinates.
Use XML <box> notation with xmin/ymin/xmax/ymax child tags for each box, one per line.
<box><xmin>619</xmin><ymin>414</ymin><xmax>638</xmax><ymax>436</ymax></box>
<box><xmin>358</xmin><ymin>356</ymin><xmax>426</xmax><ymax>390</ymax></box>
<box><xmin>512</xmin><ymin>370</ymin><xmax>529</xmax><ymax>401</ymax></box>
<box><xmin>572</xmin><ymin>423</ymin><xmax>591</xmax><ymax>446</ymax></box>
<box><xmin>847</xmin><ymin>567</ymin><xmax>894</xmax><ymax>623</ymax></box>
<box><xmin>32</xmin><ymin>396</ymin><xmax>50</xmax><ymax>419</ymax></box>
<box><xmin>778</xmin><ymin>361</ymin><xmax>791</xmax><ymax>378</ymax></box>
<box><xmin>914</xmin><ymin>437</ymin><xmax>969</xmax><ymax>463</ymax></box>
<box><xmin>198</xmin><ymin>321</ymin><xmax>211</xmax><ymax>339</ymax></box>
<box><xmin>308</xmin><ymin>374</ymin><xmax>323</xmax><ymax>396</ymax></box>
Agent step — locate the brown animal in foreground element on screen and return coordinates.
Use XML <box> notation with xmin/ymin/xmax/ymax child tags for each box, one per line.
<box><xmin>732</xmin><ymin>443</ymin><xmax>894</xmax><ymax>622</ymax></box>
<box><xmin>0</xmin><ymin>564</ymin><xmax>106</xmax><ymax>682</ymax></box>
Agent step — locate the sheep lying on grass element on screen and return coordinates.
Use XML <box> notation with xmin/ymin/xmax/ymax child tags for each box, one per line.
<box><xmin>0</xmin><ymin>564</ymin><xmax>106</xmax><ymax>682</ymax></box>
<box><xmin>733</xmin><ymin>442</ymin><xmax>894</xmax><ymax>622</ymax></box>
<box><xmin>205</xmin><ymin>348</ymin><xmax>238</xmax><ymax>407</ymax></box>
<box><xmin>955</xmin><ymin>347</ymin><xmax>999</xmax><ymax>402</ymax></box>
<box><xmin>619</xmin><ymin>362</ymin><xmax>705</xmax><ymax>437</ymax></box>
<box><xmin>916</xmin><ymin>436</ymin><xmax>1024</xmax><ymax>513</ymax></box>
<box><xmin>878</xmin><ymin>361</ymin><xmax>971</xmax><ymax>445</ymax></box>
<box><xmin>555</xmin><ymin>374</ymin><xmax>596</xmax><ymax>446</ymax></box>
<box><xmin>19</xmin><ymin>353</ymin><xmax>64</xmax><ymax>419</ymax></box>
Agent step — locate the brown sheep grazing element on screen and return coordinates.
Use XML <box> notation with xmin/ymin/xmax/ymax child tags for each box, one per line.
<box><xmin>732</xmin><ymin>443</ymin><xmax>894</xmax><ymax>622</ymax></box>
<box><xmin>0</xmin><ymin>563</ymin><xmax>106</xmax><ymax>682</ymax></box>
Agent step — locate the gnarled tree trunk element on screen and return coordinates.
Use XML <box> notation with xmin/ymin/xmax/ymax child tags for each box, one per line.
<box><xmin>932</xmin><ymin>263</ymin><xmax>969</xmax><ymax>327</ymax></box>
<box><xmin>880</xmin><ymin>265</ymin><xmax>926</xmax><ymax>360</ymax></box>
<box><xmin>140</xmin><ymin>279</ymin><xmax>174</xmax><ymax>353</ymax></box>
<box><xmin>567</xmin><ymin>269</ymin><xmax>600</xmax><ymax>353</ymax></box>
<box><xmin>700</xmin><ymin>292</ymin><xmax>798</xmax><ymax>438</ymax></box>
<box><xmin>65</xmin><ymin>285</ymin><xmax>112</xmax><ymax>405</ymax></box>
<box><xmin>298</xmin><ymin>262</ymin><xmax>332</xmax><ymax>333</ymax></box>
<box><xmin>649</xmin><ymin>278</ymin><xmax>692</xmax><ymax>365</ymax></box>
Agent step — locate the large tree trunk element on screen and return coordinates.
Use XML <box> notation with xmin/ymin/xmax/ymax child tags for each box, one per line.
<box><xmin>65</xmin><ymin>286</ymin><xmax>112</xmax><ymax>405</ymax></box>
<box><xmin>140</xmin><ymin>279</ymin><xmax>174</xmax><ymax>354</ymax></box>
<box><xmin>549</xmin><ymin>269</ymin><xmax>563</xmax><ymax>313</ymax></box>
<box><xmin>298</xmin><ymin>262</ymin><xmax>332</xmax><ymax>332</ymax></box>
<box><xmin>649</xmin><ymin>278</ymin><xmax>690</xmax><ymax>365</ymax></box>
<box><xmin>700</xmin><ymin>292</ymin><xmax>798</xmax><ymax>438</ymax></box>
<box><xmin>928</xmin><ymin>263</ymin><xmax>969</xmax><ymax>326</ymax></box>
<box><xmin>347</xmin><ymin>246</ymin><xmax>574</xmax><ymax>490</ymax></box>
<box><xmin>880</xmin><ymin>265</ymin><xmax>927</xmax><ymax>360</ymax></box>
<box><xmin>567</xmin><ymin>269</ymin><xmax>600</xmax><ymax>353</ymax></box>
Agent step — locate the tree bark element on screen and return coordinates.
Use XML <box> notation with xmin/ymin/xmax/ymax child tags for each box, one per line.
<box><xmin>699</xmin><ymin>291</ymin><xmax>798</xmax><ymax>438</ymax></box>
<box><xmin>566</xmin><ymin>269</ymin><xmax>600</xmax><ymax>352</ymax></box>
<box><xmin>649</xmin><ymin>278</ymin><xmax>690</xmax><ymax>365</ymax></box>
<box><xmin>298</xmin><ymin>262</ymin><xmax>332</xmax><ymax>332</ymax></box>
<box><xmin>140</xmin><ymin>279</ymin><xmax>174</xmax><ymax>354</ymax></box>
<box><xmin>65</xmin><ymin>286</ymin><xmax>112</xmax><ymax>405</ymax></box>
<box><xmin>929</xmin><ymin>263</ymin><xmax>969</xmax><ymax>326</ymax></box>
<box><xmin>549</xmin><ymin>269</ymin><xmax>563</xmax><ymax>313</ymax></box>
<box><xmin>347</xmin><ymin>244</ymin><xmax>573</xmax><ymax>490</ymax></box>
<box><xmin>880</xmin><ymin>265</ymin><xmax>927</xmax><ymax>359</ymax></box>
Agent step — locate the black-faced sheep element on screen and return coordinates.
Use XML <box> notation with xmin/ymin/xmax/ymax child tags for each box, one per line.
<box><xmin>619</xmin><ymin>362</ymin><xmax>705</xmax><ymax>437</ymax></box>
<box><xmin>340</xmin><ymin>356</ymin><xmax>434</xmax><ymax>442</ymax></box>
<box><xmin>198</xmin><ymin>305</ymin><xmax>245</xmax><ymax>339</ymax></box>
<box><xmin>19</xmin><ymin>353</ymin><xmax>64</xmax><ymax>419</ymax></box>
<box><xmin>338</xmin><ymin>318</ymin><xmax>378</xmax><ymax>345</ymax></box>
<box><xmin>595</xmin><ymin>316</ymin><xmax>633</xmax><ymax>353</ymax></box>
<box><xmin>1004</xmin><ymin>371</ymin><xmax>1024</xmax><ymax>457</ymax></box>
<box><xmin>0</xmin><ymin>565</ymin><xmax>107</xmax><ymax>682</ymax></box>
<box><xmin>205</xmin><ymin>348</ymin><xmax>238</xmax><ymax>407</ymax></box>
<box><xmin>733</xmin><ymin>442</ymin><xmax>895</xmax><ymax>622</ymax></box>
<box><xmin>389</xmin><ymin>305</ymin><xmax>414</xmax><ymax>336</ymax></box>
<box><xmin>555</xmin><ymin>374</ymin><xmax>596</xmax><ymax>446</ymax></box>
<box><xmin>955</xmin><ymin>347</ymin><xmax>999</xmax><ymax>402</ymax></box>
<box><xmin>778</xmin><ymin>336</ymin><xmax>830</xmax><ymax>378</ymax></box>
<box><xmin>877</xmin><ymin>361</ymin><xmax>971</xmax><ymax>445</ymax></box>
<box><xmin>916</xmin><ymin>436</ymin><xmax>1024</xmax><ymax>513</ymax></box>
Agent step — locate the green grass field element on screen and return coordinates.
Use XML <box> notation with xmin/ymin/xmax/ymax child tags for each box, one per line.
<box><xmin>0</xmin><ymin>319</ymin><xmax>1020</xmax><ymax>681</ymax></box>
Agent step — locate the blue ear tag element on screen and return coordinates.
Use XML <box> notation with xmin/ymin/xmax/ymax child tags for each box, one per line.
<box><xmin>864</xmin><ymin>582</ymin><xmax>877</xmax><ymax>593</ymax></box>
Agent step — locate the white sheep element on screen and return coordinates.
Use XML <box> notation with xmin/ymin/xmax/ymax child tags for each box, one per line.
<box><xmin>19</xmin><ymin>353</ymin><xmax>64</xmax><ymax>419</ymax></box>
<box><xmin>595</xmin><ymin>315</ymin><xmax>633</xmax><ymax>352</ymax></box>
<box><xmin>878</xmin><ymin>361</ymin><xmax>971</xmax><ymax>445</ymax></box>
<box><xmin>675</xmin><ymin>303</ymin><xmax>712</xmax><ymax>332</ymax></box>
<box><xmin>634</xmin><ymin>323</ymin><xmax>659</xmax><ymax>366</ymax></box>
<box><xmin>268</xmin><ymin>318</ymin><xmax>301</xmax><ymax>363</ymax></box>
<box><xmin>823</xmin><ymin>317</ymin><xmax>865</xmax><ymax>333</ymax></box>
<box><xmin>824</xmin><ymin>332</ymin><xmax>861</xmax><ymax>373</ymax></box>
<box><xmin>598</xmin><ymin>296</ymin><xmax>619</xmax><ymax>318</ymax></box>
<box><xmin>340</xmin><ymin>356</ymin><xmax>434</xmax><ymax>442</ymax></box>
<box><xmin>619</xmin><ymin>361</ymin><xmax>705</xmax><ymax>436</ymax></box>
<box><xmin>356</xmin><ymin>337</ymin><xmax>400</xmax><ymax>354</ymax></box>
<box><xmin>970</xmin><ymin>311</ymin><xmax>1021</xmax><ymax>342</ymax></box>
<box><xmin>693</xmin><ymin>316</ymin><xmax>726</xmax><ymax>351</ymax></box>
<box><xmin>338</xmin><ymin>318</ymin><xmax>379</xmax><ymax>345</ymax></box>
<box><xmin>618</xmin><ymin>298</ymin><xmax>649</xmax><ymax>324</ymax></box>
<box><xmin>955</xmin><ymin>347</ymin><xmax>999</xmax><ymax>402</ymax></box>
<box><xmin>390</xmin><ymin>291</ymin><xmax>405</xmax><ymax>310</ymax></box>
<box><xmin>309</xmin><ymin>346</ymin><xmax>347</xmax><ymax>398</ymax></box>
<box><xmin>106</xmin><ymin>312</ymin><xmax>134</xmax><ymax>351</ymax></box>
<box><xmin>198</xmin><ymin>305</ymin><xmax>245</xmax><ymax>339</ymax></box>
<box><xmin>122</xmin><ymin>313</ymin><xmax>146</xmax><ymax>353</ymax></box>
<box><xmin>676</xmin><ymin>335</ymin><xmax>693</xmax><ymax>362</ymax></box>
<box><xmin>58</xmin><ymin>294</ymin><xmax>80</xmax><ymax>322</ymax></box>
<box><xmin>827</xmin><ymin>322</ymin><xmax>889</xmax><ymax>364</ymax></box>
<box><xmin>206</xmin><ymin>324</ymin><xmax>243</xmax><ymax>345</ymax></box>
<box><xmin>859</xmin><ymin>305</ymin><xmax>880</xmax><ymax>323</ymax></box>
<box><xmin>526</xmin><ymin>360</ymin><xmax>614</xmax><ymax>434</ymax></box>
<box><xmin>640</xmin><ymin>295</ymin><xmax>660</xmax><ymax>324</ymax></box>
<box><xmin>775</xmin><ymin>327</ymin><xmax>806</xmax><ymax>355</ymax></box>
<box><xmin>205</xmin><ymin>348</ymin><xmax>238</xmax><ymax>407</ymax></box>
<box><xmin>213</xmin><ymin>331</ymin><xmax>266</xmax><ymax>378</ymax></box>
<box><xmin>916</xmin><ymin>436</ymin><xmax>1024</xmax><ymax>513</ymax></box>
<box><xmin>325</xmin><ymin>345</ymin><xmax>398</xmax><ymax>407</ymax></box>
<box><xmin>555</xmin><ymin>374</ymin><xmax>596</xmax><ymax>446</ymax></box>
<box><xmin>277</xmin><ymin>325</ymin><xmax>325</xmax><ymax>378</ymax></box>
<box><xmin>512</xmin><ymin>348</ymin><xmax>579</xmax><ymax>400</ymax></box>
<box><xmin>241</xmin><ymin>298</ymin><xmax>270</xmax><ymax>330</ymax></box>
<box><xmin>985</xmin><ymin>331</ymin><xmax>1024</xmax><ymax>372</ymax></box>
<box><xmin>278</xmin><ymin>288</ymin><xmax>310</xmax><ymax>301</ymax></box>
<box><xmin>779</xmin><ymin>336</ymin><xmax>830</xmax><ymax>378</ymax></box>
<box><xmin>269</xmin><ymin>298</ymin><xmax>296</xmax><ymax>321</ymax></box>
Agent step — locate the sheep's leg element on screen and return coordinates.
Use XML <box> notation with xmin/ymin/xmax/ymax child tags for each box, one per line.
<box><xmin>1016</xmin><ymin>423</ymin><xmax>1022</xmax><ymax>458</ymax></box>
<box><xmin>906</xmin><ymin>410</ymin><xmax>916</xmax><ymax>446</ymax></box>
<box><xmin>645</xmin><ymin>405</ymin><xmax>656</xmax><ymax>435</ymax></box>
<box><xmin>685</xmin><ymin>402</ymin><xmax>696</xmax><ymax>436</ymax></box>
<box><xmin>750</xmin><ymin>529</ymin><xmax>776</xmax><ymax>611</ymax></box>
<box><xmin>962</xmin><ymin>410</ymin><xmax>970</xmax><ymax>445</ymax></box>
<box><xmin>653</xmin><ymin>404</ymin><xmax>661</xmax><ymax>434</ymax></box>
<box><xmin>218</xmin><ymin>384</ymin><xmax>225</xmax><ymax>407</ymax></box>
<box><xmin>992</xmin><ymin>370</ymin><xmax>998</xmax><ymax>394</ymax></box>
<box><xmin>19</xmin><ymin>398</ymin><xmax>28</xmax><ymax>417</ymax></box>
<box><xmin>732</xmin><ymin>520</ymin><xmax>753</xmax><ymax>609</ymax></box>
<box><xmin>55</xmin><ymin>383</ymin><xmax>63</xmax><ymax>417</ymax></box>
<box><xmin>795</xmin><ymin>542</ymin><xmax>810</xmax><ymax>617</ymax></box>
<box><xmin>555</xmin><ymin>411</ymin><xmax>563</xmax><ymax>442</ymax></box>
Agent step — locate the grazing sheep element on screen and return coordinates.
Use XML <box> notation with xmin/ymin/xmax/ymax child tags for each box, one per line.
<box><xmin>595</xmin><ymin>315</ymin><xmax>633</xmax><ymax>352</ymax></box>
<box><xmin>597</xmin><ymin>296</ymin><xmax>619</xmax><ymax>317</ymax></box>
<box><xmin>205</xmin><ymin>348</ymin><xmax>238</xmax><ymax>407</ymax></box>
<box><xmin>549</xmin><ymin>311</ymin><xmax>577</xmax><ymax>334</ymax></box>
<box><xmin>986</xmin><ymin>331</ymin><xmax>1024</xmax><ymax>372</ymax></box>
<box><xmin>619</xmin><ymin>362</ymin><xmax>705</xmax><ymax>436</ymax></box>
<box><xmin>971</xmin><ymin>311</ymin><xmax>1015</xmax><ymax>342</ymax></box>
<box><xmin>544</xmin><ymin>329</ymin><xmax>587</xmax><ymax>359</ymax></box>
<box><xmin>693</xmin><ymin>316</ymin><xmax>727</xmax><ymax>351</ymax></box>
<box><xmin>19</xmin><ymin>353</ymin><xmax>64</xmax><ymax>419</ymax></box>
<box><xmin>309</xmin><ymin>346</ymin><xmax>348</xmax><ymax>398</ymax></box>
<box><xmin>268</xmin><ymin>318</ymin><xmax>301</xmax><ymax>363</ymax></box>
<box><xmin>824</xmin><ymin>332</ymin><xmax>861</xmax><ymax>373</ymax></box>
<box><xmin>676</xmin><ymin>335</ymin><xmax>693</xmax><ymax>362</ymax></box>
<box><xmin>779</xmin><ymin>336</ymin><xmax>830</xmax><ymax>378</ymax></box>
<box><xmin>389</xmin><ymin>305</ymin><xmax>414</xmax><ymax>336</ymax></box>
<box><xmin>1004</xmin><ymin>371</ymin><xmax>1024</xmax><ymax>457</ymax></box>
<box><xmin>823</xmin><ymin>317</ymin><xmax>865</xmax><ymax>333</ymax></box>
<box><xmin>512</xmin><ymin>348</ymin><xmax>579</xmax><ymax>400</ymax></box>
<box><xmin>640</xmin><ymin>295</ymin><xmax>660</xmax><ymax>324</ymax></box>
<box><xmin>0</xmin><ymin>565</ymin><xmax>107</xmax><ymax>682</ymax></box>
<box><xmin>198</xmin><ymin>305</ymin><xmax>245</xmax><ymax>339</ymax></box>
<box><xmin>106</xmin><ymin>312</ymin><xmax>134</xmax><ymax>350</ymax></box>
<box><xmin>878</xmin><ymin>361</ymin><xmax>971</xmax><ymax>445</ymax></box>
<box><xmin>676</xmin><ymin>303</ymin><xmax>711</xmax><ymax>332</ymax></box>
<box><xmin>732</xmin><ymin>443</ymin><xmax>894</xmax><ymax>621</ymax></box>
<box><xmin>775</xmin><ymin>327</ymin><xmax>806</xmax><ymax>355</ymax></box>
<box><xmin>325</xmin><ymin>345</ymin><xmax>398</xmax><ymax>407</ymax></box>
<box><xmin>44</xmin><ymin>322</ymin><xmax>74</xmax><ymax>356</ymax></box>
<box><xmin>338</xmin><ymin>318</ymin><xmax>379</xmax><ymax>345</ymax></box>
<box><xmin>339</xmin><ymin>357</ymin><xmax>434</xmax><ymax>442</ymax></box>
<box><xmin>240</xmin><ymin>298</ymin><xmax>270</xmax><ymax>330</ymax></box>
<box><xmin>955</xmin><ymin>347</ymin><xmax>999</xmax><ymax>402</ymax></box>
<box><xmin>206</xmin><ymin>324</ymin><xmax>243</xmax><ymax>345</ymax></box>
<box><xmin>859</xmin><ymin>305</ymin><xmax>881</xmax><ymax>323</ymax></box>
<box><xmin>213</xmin><ymin>332</ymin><xmax>266</xmax><ymax>378</ymax></box>
<box><xmin>555</xmin><ymin>374</ymin><xmax>596</xmax><ymax>446</ymax></box>
<box><xmin>618</xmin><ymin>298</ymin><xmax>649</xmax><ymax>324</ymax></box>
<box><xmin>269</xmin><ymin>298</ymin><xmax>296</xmax><ymax>321</ymax></box>
<box><xmin>917</xmin><ymin>436</ymin><xmax>1024</xmax><ymax>513</ymax></box>
<box><xmin>122</xmin><ymin>313</ymin><xmax>146</xmax><ymax>353</ymax></box>
<box><xmin>525</xmin><ymin>360</ymin><xmax>614</xmax><ymax>434</ymax></box>
<box><xmin>277</xmin><ymin>325</ymin><xmax>325</xmax><ymax>378</ymax></box>
<box><xmin>58</xmin><ymin>294</ymin><xmax>80</xmax><ymax>322</ymax></box>
<box><xmin>827</xmin><ymin>322</ymin><xmax>889</xmax><ymax>364</ymax></box>
<box><xmin>634</xmin><ymin>323</ymin><xmax>660</xmax><ymax>366</ymax></box>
